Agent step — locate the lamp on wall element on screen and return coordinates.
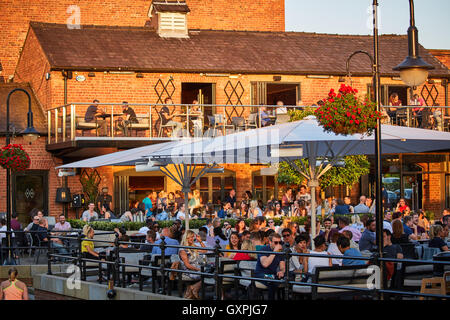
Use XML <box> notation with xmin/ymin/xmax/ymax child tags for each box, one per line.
<box><xmin>56</xmin><ymin>187</ymin><xmax>72</xmax><ymax>203</ymax></box>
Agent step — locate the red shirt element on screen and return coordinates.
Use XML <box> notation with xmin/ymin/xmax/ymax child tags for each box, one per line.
<box><xmin>398</xmin><ymin>205</ymin><xmax>409</xmax><ymax>213</ymax></box>
<box><xmin>233</xmin><ymin>253</ymin><xmax>253</xmax><ymax>261</ymax></box>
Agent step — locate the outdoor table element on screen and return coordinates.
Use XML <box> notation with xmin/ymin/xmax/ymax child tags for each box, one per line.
<box><xmin>96</xmin><ymin>113</ymin><xmax>123</xmax><ymax>136</ymax></box>
<box><xmin>173</xmin><ymin>112</ymin><xmax>202</xmax><ymax>136</ymax></box>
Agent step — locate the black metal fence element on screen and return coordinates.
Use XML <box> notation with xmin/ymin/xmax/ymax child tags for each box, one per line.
<box><xmin>34</xmin><ymin>231</ymin><xmax>450</xmax><ymax>300</ymax></box>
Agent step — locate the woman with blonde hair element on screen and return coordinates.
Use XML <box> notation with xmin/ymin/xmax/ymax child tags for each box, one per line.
<box><xmin>249</xmin><ymin>200</ymin><xmax>259</xmax><ymax>219</ymax></box>
<box><xmin>429</xmin><ymin>225</ymin><xmax>449</xmax><ymax>252</ymax></box>
<box><xmin>81</xmin><ymin>225</ymin><xmax>100</xmax><ymax>260</ymax></box>
<box><xmin>179</xmin><ymin>229</ymin><xmax>206</xmax><ymax>299</ymax></box>
<box><xmin>233</xmin><ymin>239</ymin><xmax>257</xmax><ymax>261</ymax></box>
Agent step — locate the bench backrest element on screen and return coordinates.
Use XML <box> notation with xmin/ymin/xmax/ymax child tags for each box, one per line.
<box><xmin>313</xmin><ymin>265</ymin><xmax>373</xmax><ymax>294</ymax></box>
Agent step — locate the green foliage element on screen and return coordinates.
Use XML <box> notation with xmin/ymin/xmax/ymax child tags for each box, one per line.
<box><xmin>79</xmin><ymin>169</ymin><xmax>101</xmax><ymax>209</ymax></box>
<box><xmin>277</xmin><ymin>108</ymin><xmax>371</xmax><ymax>189</ymax></box>
<box><xmin>68</xmin><ymin>216</ymin><xmax>314</xmax><ymax>231</ymax></box>
<box><xmin>288</xmin><ymin>107</ymin><xmax>316</xmax><ymax>122</ymax></box>
<box><xmin>424</xmin><ymin>211</ymin><xmax>435</xmax><ymax>222</ymax></box>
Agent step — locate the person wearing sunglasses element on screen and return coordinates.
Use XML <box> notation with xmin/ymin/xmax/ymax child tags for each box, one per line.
<box><xmin>254</xmin><ymin>233</ymin><xmax>286</xmax><ymax>300</ymax></box>
<box><xmin>267</xmin><ymin>220</ymin><xmax>276</xmax><ymax>231</ymax></box>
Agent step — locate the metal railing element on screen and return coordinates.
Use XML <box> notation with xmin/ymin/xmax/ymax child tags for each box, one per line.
<box><xmin>42</xmin><ymin>232</ymin><xmax>450</xmax><ymax>300</ymax></box>
<box><xmin>45</xmin><ymin>103</ymin><xmax>450</xmax><ymax>144</ymax></box>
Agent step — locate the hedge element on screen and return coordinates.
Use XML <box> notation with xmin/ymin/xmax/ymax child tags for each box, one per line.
<box><xmin>67</xmin><ymin>215</ymin><xmax>372</xmax><ymax>231</ymax></box>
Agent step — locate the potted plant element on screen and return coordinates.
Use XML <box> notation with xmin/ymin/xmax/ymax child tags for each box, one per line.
<box><xmin>314</xmin><ymin>84</ymin><xmax>384</xmax><ymax>136</ymax></box>
<box><xmin>0</xmin><ymin>144</ymin><xmax>31</xmax><ymax>171</ymax></box>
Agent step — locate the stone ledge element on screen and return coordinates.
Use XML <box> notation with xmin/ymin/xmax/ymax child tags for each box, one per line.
<box><xmin>34</xmin><ymin>273</ymin><xmax>186</xmax><ymax>300</ymax></box>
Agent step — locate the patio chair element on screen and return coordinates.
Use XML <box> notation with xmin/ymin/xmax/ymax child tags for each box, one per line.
<box><xmin>395</xmin><ymin>108</ymin><xmax>408</xmax><ymax>126</ymax></box>
<box><xmin>214</xmin><ymin>114</ymin><xmax>234</xmax><ymax>135</ymax></box>
<box><xmin>76</xmin><ymin>116</ymin><xmax>99</xmax><ymax>136</ymax></box>
<box><xmin>232</xmin><ymin>117</ymin><xmax>246</xmax><ymax>132</ymax></box>
<box><xmin>157</xmin><ymin>112</ymin><xmax>177</xmax><ymax>137</ymax></box>
<box><xmin>245</xmin><ymin>113</ymin><xmax>258</xmax><ymax>129</ymax></box>
<box><xmin>128</xmin><ymin>114</ymin><xmax>151</xmax><ymax>137</ymax></box>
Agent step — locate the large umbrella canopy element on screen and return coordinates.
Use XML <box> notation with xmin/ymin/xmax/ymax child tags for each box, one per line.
<box><xmin>56</xmin><ymin>140</ymin><xmax>198</xmax><ymax>169</ymax></box>
<box><xmin>148</xmin><ymin>116</ymin><xmax>450</xmax><ymax>164</ymax></box>
<box><xmin>144</xmin><ymin>116</ymin><xmax>450</xmax><ymax>244</ymax></box>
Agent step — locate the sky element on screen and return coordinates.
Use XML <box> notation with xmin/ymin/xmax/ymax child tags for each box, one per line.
<box><xmin>285</xmin><ymin>0</ymin><xmax>450</xmax><ymax>49</ymax></box>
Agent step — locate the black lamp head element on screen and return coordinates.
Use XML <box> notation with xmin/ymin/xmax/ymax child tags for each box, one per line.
<box><xmin>21</xmin><ymin>126</ymin><xmax>40</xmax><ymax>144</ymax></box>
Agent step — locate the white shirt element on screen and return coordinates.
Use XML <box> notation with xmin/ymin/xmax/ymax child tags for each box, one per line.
<box><xmin>327</xmin><ymin>243</ymin><xmax>343</xmax><ymax>266</ymax></box>
<box><xmin>383</xmin><ymin>220</ymin><xmax>393</xmax><ymax>234</ymax></box>
<box><xmin>0</xmin><ymin>226</ymin><xmax>14</xmax><ymax>239</ymax></box>
<box><xmin>307</xmin><ymin>250</ymin><xmax>330</xmax><ymax>274</ymax></box>
<box><xmin>176</xmin><ymin>211</ymin><xmax>190</xmax><ymax>220</ymax></box>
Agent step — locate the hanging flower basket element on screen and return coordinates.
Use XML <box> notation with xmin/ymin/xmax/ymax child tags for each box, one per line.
<box><xmin>314</xmin><ymin>84</ymin><xmax>384</xmax><ymax>136</ymax></box>
<box><xmin>0</xmin><ymin>144</ymin><xmax>31</xmax><ymax>171</ymax></box>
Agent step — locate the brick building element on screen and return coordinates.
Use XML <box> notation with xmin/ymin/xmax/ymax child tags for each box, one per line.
<box><xmin>1</xmin><ymin>0</ymin><xmax>449</xmax><ymax>224</ymax></box>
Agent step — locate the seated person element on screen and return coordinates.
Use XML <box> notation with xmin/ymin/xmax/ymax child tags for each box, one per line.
<box><xmin>391</xmin><ymin>220</ymin><xmax>412</xmax><ymax>244</ymax></box>
<box><xmin>382</xmin><ymin>229</ymin><xmax>404</xmax><ymax>280</ymax></box>
<box><xmin>259</xmin><ymin>106</ymin><xmax>274</xmax><ymax>127</ymax></box>
<box><xmin>305</xmin><ymin>235</ymin><xmax>332</xmax><ymax>276</ymax></box>
<box><xmin>428</xmin><ymin>225</ymin><xmax>449</xmax><ymax>252</ymax></box>
<box><xmin>99</xmin><ymin>204</ymin><xmax>116</xmax><ymax>220</ymax></box>
<box><xmin>140</xmin><ymin>230</ymin><xmax>157</xmax><ymax>252</ymax></box>
<box><xmin>119</xmin><ymin>211</ymin><xmax>133</xmax><ymax>222</ymax></box>
<box><xmin>402</xmin><ymin>216</ymin><xmax>418</xmax><ymax>240</ymax></box>
<box><xmin>359</xmin><ymin>219</ymin><xmax>376</xmax><ymax>253</ymax></box>
<box><xmin>84</xmin><ymin>99</ymin><xmax>106</xmax><ymax>134</ymax></box>
<box><xmin>117</xmin><ymin>101</ymin><xmax>138</xmax><ymax>136</ymax></box>
<box><xmin>255</xmin><ymin>233</ymin><xmax>286</xmax><ymax>300</ymax></box>
<box><xmin>151</xmin><ymin>227</ymin><xmax>180</xmax><ymax>256</ymax></box>
<box><xmin>155</xmin><ymin>203</ymin><xmax>169</xmax><ymax>221</ymax></box>
<box><xmin>159</xmin><ymin>98</ymin><xmax>183</xmax><ymax>137</ymax></box>
<box><xmin>337</xmin><ymin>236</ymin><xmax>366</xmax><ymax>266</ymax></box>
<box><xmin>81</xmin><ymin>203</ymin><xmax>99</xmax><ymax>222</ymax></box>
<box><xmin>233</xmin><ymin>240</ymin><xmax>256</xmax><ymax>261</ymax></box>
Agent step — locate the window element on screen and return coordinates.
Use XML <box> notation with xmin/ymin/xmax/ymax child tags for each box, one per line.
<box><xmin>158</xmin><ymin>12</ymin><xmax>188</xmax><ymax>38</ymax></box>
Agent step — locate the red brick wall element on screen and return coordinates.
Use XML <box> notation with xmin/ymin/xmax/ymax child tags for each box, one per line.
<box><xmin>0</xmin><ymin>0</ymin><xmax>285</xmax><ymax>79</ymax></box>
<box><xmin>429</xmin><ymin>49</ymin><xmax>450</xmax><ymax>69</ymax></box>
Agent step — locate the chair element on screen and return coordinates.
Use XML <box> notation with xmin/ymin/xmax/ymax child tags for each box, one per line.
<box><xmin>275</xmin><ymin>114</ymin><xmax>291</xmax><ymax>125</ymax></box>
<box><xmin>232</xmin><ymin>117</ymin><xmax>246</xmax><ymax>132</ymax></box>
<box><xmin>395</xmin><ymin>108</ymin><xmax>408</xmax><ymax>126</ymax></box>
<box><xmin>76</xmin><ymin>116</ymin><xmax>99</xmax><ymax>136</ymax></box>
<box><xmin>419</xmin><ymin>271</ymin><xmax>450</xmax><ymax>299</ymax></box>
<box><xmin>214</xmin><ymin>114</ymin><xmax>234</xmax><ymax>135</ymax></box>
<box><xmin>203</xmin><ymin>259</ymin><xmax>238</xmax><ymax>299</ymax></box>
<box><xmin>245</xmin><ymin>113</ymin><xmax>258</xmax><ymax>129</ymax></box>
<box><xmin>422</xmin><ymin>247</ymin><xmax>441</xmax><ymax>261</ymax></box>
<box><xmin>118</xmin><ymin>250</ymin><xmax>146</xmax><ymax>286</ymax></box>
<box><xmin>128</xmin><ymin>114</ymin><xmax>151</xmax><ymax>137</ymax></box>
<box><xmin>157</xmin><ymin>112</ymin><xmax>177</xmax><ymax>137</ymax></box>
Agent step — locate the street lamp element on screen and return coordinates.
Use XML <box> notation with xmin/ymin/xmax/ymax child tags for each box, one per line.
<box><xmin>393</xmin><ymin>0</ymin><xmax>435</xmax><ymax>87</ymax></box>
<box><xmin>4</xmin><ymin>88</ymin><xmax>40</xmax><ymax>265</ymax></box>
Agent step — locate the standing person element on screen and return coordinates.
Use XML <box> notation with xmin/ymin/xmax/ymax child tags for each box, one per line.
<box><xmin>188</xmin><ymin>190</ymin><xmax>202</xmax><ymax>215</ymax></box>
<box><xmin>282</xmin><ymin>188</ymin><xmax>293</xmax><ymax>212</ymax></box>
<box><xmin>353</xmin><ymin>196</ymin><xmax>369</xmax><ymax>214</ymax></box>
<box><xmin>344</xmin><ymin>196</ymin><xmax>354</xmax><ymax>214</ymax></box>
<box><xmin>225</xmin><ymin>189</ymin><xmax>237</xmax><ymax>209</ymax></box>
<box><xmin>81</xmin><ymin>203</ymin><xmax>99</xmax><ymax>222</ymax></box>
<box><xmin>84</xmin><ymin>99</ymin><xmax>107</xmax><ymax>135</ymax></box>
<box><xmin>0</xmin><ymin>268</ymin><xmax>28</xmax><ymax>300</ymax></box>
<box><xmin>150</xmin><ymin>191</ymin><xmax>159</xmax><ymax>216</ymax></box>
<box><xmin>296</xmin><ymin>186</ymin><xmax>311</xmax><ymax>203</ymax></box>
<box><xmin>117</xmin><ymin>101</ymin><xmax>138</xmax><ymax>136</ymax></box>
<box><xmin>10</xmin><ymin>213</ymin><xmax>22</xmax><ymax>231</ymax></box>
<box><xmin>174</xmin><ymin>190</ymin><xmax>184</xmax><ymax>211</ymax></box>
<box><xmin>255</xmin><ymin>233</ymin><xmax>286</xmax><ymax>300</ymax></box>
<box><xmin>142</xmin><ymin>192</ymin><xmax>153</xmax><ymax>218</ymax></box>
<box><xmin>334</xmin><ymin>199</ymin><xmax>350</xmax><ymax>216</ymax></box>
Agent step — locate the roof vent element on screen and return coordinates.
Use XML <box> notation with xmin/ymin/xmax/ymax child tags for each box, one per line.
<box><xmin>148</xmin><ymin>0</ymin><xmax>190</xmax><ymax>38</ymax></box>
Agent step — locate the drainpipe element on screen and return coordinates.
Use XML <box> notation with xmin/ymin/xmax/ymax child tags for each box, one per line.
<box><xmin>62</xmin><ymin>70</ymin><xmax>69</xmax><ymax>217</ymax></box>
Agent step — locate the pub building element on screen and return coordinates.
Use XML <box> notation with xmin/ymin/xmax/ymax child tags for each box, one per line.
<box><xmin>1</xmin><ymin>0</ymin><xmax>449</xmax><ymax>225</ymax></box>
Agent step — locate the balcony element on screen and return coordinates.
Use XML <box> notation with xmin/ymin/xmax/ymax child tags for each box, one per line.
<box><xmin>46</xmin><ymin>102</ymin><xmax>450</xmax><ymax>155</ymax></box>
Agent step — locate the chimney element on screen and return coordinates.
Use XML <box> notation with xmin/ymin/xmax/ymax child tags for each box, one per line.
<box><xmin>148</xmin><ymin>0</ymin><xmax>190</xmax><ymax>38</ymax></box>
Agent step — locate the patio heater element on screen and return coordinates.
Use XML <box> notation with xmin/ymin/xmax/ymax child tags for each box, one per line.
<box><xmin>4</xmin><ymin>88</ymin><xmax>40</xmax><ymax>265</ymax></box>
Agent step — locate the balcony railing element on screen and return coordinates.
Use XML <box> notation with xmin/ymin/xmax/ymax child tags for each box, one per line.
<box><xmin>46</xmin><ymin>103</ymin><xmax>450</xmax><ymax>144</ymax></box>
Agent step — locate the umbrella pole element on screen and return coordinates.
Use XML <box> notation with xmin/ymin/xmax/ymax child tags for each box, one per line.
<box><xmin>182</xmin><ymin>164</ymin><xmax>190</xmax><ymax>232</ymax></box>
<box><xmin>309</xmin><ymin>179</ymin><xmax>319</xmax><ymax>250</ymax></box>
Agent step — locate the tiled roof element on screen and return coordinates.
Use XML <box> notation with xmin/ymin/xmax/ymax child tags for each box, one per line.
<box><xmin>0</xmin><ymin>83</ymin><xmax>47</xmax><ymax>135</ymax></box>
<box><xmin>30</xmin><ymin>22</ymin><xmax>450</xmax><ymax>77</ymax></box>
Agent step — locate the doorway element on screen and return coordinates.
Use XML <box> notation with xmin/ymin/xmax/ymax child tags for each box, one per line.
<box><xmin>386</xmin><ymin>85</ymin><xmax>409</xmax><ymax>106</ymax></box>
<box><xmin>12</xmin><ymin>170</ymin><xmax>49</xmax><ymax>226</ymax></box>
<box><xmin>181</xmin><ymin>83</ymin><xmax>216</xmax><ymax>121</ymax></box>
<box><xmin>266</xmin><ymin>83</ymin><xmax>300</xmax><ymax>106</ymax></box>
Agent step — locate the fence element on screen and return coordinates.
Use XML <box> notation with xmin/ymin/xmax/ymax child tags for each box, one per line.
<box><xmin>46</xmin><ymin>103</ymin><xmax>450</xmax><ymax>144</ymax></box>
<box><xmin>36</xmin><ymin>231</ymin><xmax>450</xmax><ymax>300</ymax></box>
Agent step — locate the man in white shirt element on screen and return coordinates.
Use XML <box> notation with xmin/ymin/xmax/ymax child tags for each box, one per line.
<box><xmin>176</xmin><ymin>203</ymin><xmax>190</xmax><ymax>221</ymax></box>
<box><xmin>276</xmin><ymin>100</ymin><xmax>287</xmax><ymax>114</ymax></box>
<box><xmin>354</xmin><ymin>196</ymin><xmax>370</xmax><ymax>214</ymax></box>
<box><xmin>81</xmin><ymin>203</ymin><xmax>99</xmax><ymax>222</ymax></box>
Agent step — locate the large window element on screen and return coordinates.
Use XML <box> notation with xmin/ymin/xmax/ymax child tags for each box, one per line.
<box><xmin>252</xmin><ymin>171</ymin><xmax>278</xmax><ymax>203</ymax></box>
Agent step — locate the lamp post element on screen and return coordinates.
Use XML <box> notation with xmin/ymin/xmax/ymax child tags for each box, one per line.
<box><xmin>371</xmin><ymin>0</ymin><xmax>434</xmax><ymax>298</ymax></box>
<box><xmin>4</xmin><ymin>88</ymin><xmax>40</xmax><ymax>265</ymax></box>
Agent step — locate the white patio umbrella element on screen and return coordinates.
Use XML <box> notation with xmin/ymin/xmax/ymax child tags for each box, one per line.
<box><xmin>144</xmin><ymin>116</ymin><xmax>450</xmax><ymax>240</ymax></box>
